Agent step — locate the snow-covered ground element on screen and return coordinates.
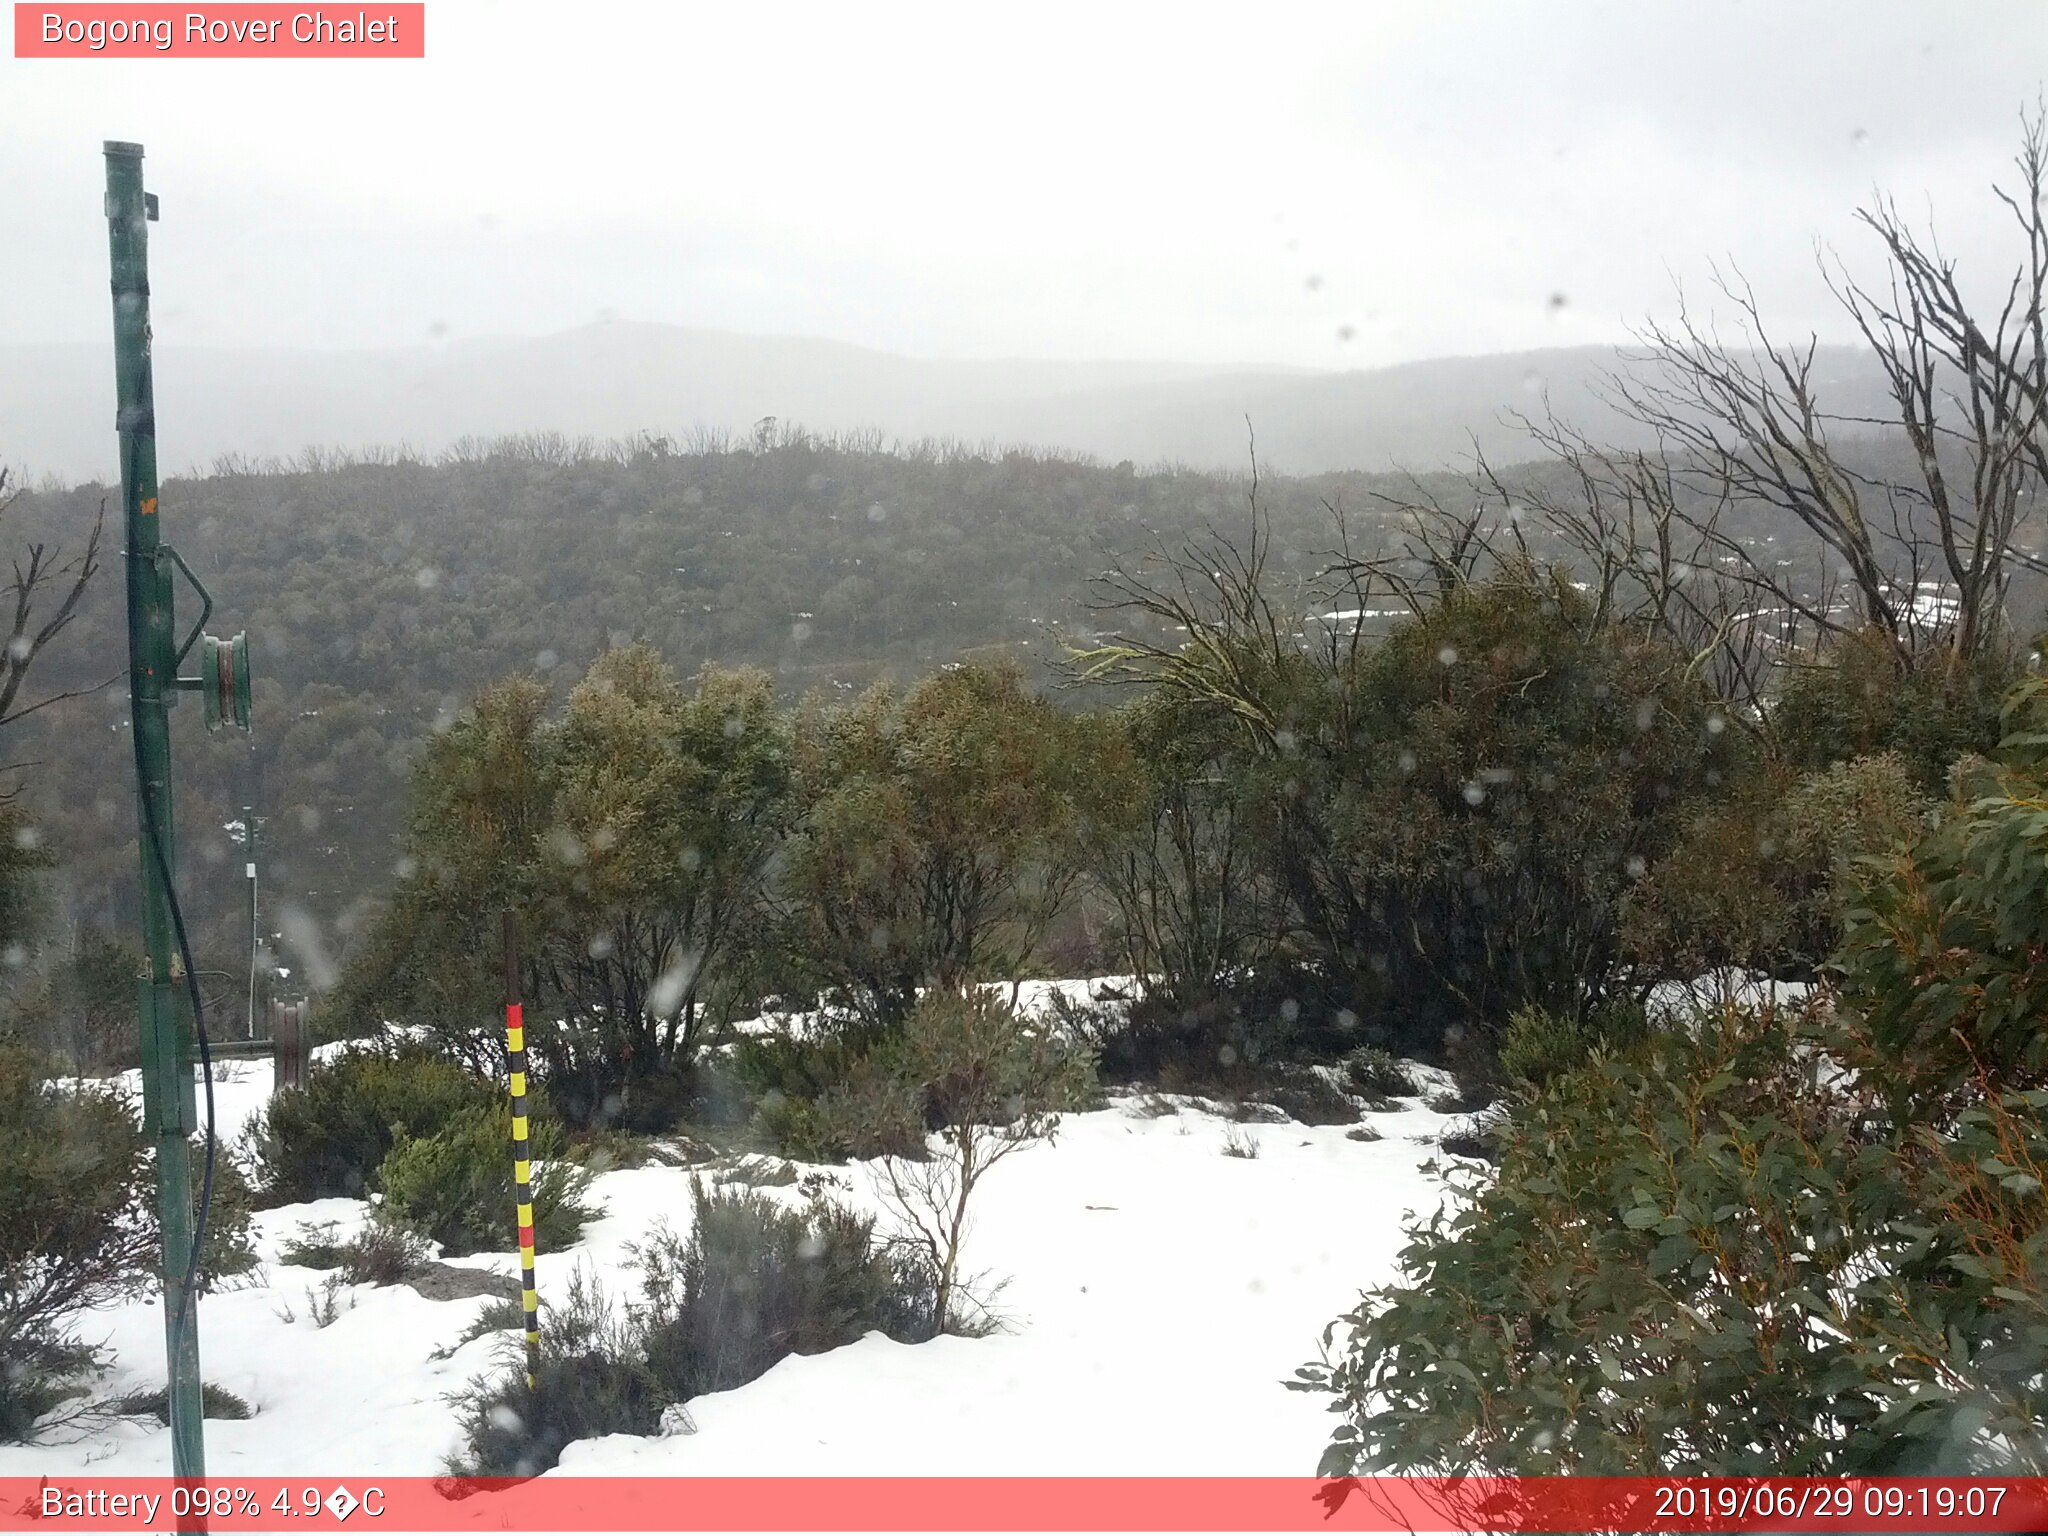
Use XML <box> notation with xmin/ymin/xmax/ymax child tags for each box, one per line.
<box><xmin>10</xmin><ymin>1039</ymin><xmax>1464</xmax><ymax>1479</ymax></box>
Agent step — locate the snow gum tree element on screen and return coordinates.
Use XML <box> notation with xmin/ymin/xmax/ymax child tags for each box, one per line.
<box><xmin>328</xmin><ymin>647</ymin><xmax>792</xmax><ymax>1127</ymax></box>
<box><xmin>782</xmin><ymin>661</ymin><xmax>1104</xmax><ymax>1030</ymax></box>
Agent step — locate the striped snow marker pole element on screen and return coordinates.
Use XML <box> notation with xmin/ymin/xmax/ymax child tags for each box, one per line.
<box><xmin>503</xmin><ymin>911</ymin><xmax>540</xmax><ymax>1391</ymax></box>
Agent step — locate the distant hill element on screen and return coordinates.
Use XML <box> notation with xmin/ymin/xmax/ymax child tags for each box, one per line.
<box><xmin>0</xmin><ymin>323</ymin><xmax>1894</xmax><ymax>483</ymax></box>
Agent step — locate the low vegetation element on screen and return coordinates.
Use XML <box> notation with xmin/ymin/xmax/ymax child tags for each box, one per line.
<box><xmin>0</xmin><ymin>1043</ymin><xmax>152</xmax><ymax>1442</ymax></box>
<box><xmin>452</xmin><ymin>1182</ymin><xmax>936</xmax><ymax>1477</ymax></box>
<box><xmin>377</xmin><ymin>1107</ymin><xmax>597</xmax><ymax>1257</ymax></box>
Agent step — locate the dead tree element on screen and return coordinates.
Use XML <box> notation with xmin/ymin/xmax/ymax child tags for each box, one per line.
<box><xmin>1601</xmin><ymin>109</ymin><xmax>2048</xmax><ymax>678</ymax></box>
<box><xmin>0</xmin><ymin>468</ymin><xmax>110</xmax><ymax>770</ymax></box>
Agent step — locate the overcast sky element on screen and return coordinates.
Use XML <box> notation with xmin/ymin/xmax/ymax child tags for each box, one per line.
<box><xmin>4</xmin><ymin>0</ymin><xmax>2045</xmax><ymax>370</ymax></box>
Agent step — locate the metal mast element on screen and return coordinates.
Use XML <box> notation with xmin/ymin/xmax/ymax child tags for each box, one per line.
<box><xmin>106</xmin><ymin>139</ymin><xmax>253</xmax><ymax>1490</ymax></box>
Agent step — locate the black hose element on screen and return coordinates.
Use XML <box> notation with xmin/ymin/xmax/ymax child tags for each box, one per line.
<box><xmin>140</xmin><ymin>791</ymin><xmax>217</xmax><ymax>1343</ymax></box>
<box><xmin>123</xmin><ymin>429</ymin><xmax>217</xmax><ymax>1349</ymax></box>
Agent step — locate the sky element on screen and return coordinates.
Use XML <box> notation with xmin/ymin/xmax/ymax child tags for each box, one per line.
<box><xmin>3</xmin><ymin>0</ymin><xmax>2046</xmax><ymax>370</ymax></box>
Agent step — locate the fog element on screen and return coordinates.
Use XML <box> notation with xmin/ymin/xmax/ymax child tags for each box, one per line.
<box><xmin>4</xmin><ymin>0</ymin><xmax>2044</xmax><ymax>375</ymax></box>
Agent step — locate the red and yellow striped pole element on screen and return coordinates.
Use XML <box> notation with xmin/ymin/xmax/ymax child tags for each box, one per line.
<box><xmin>503</xmin><ymin>911</ymin><xmax>540</xmax><ymax>1391</ymax></box>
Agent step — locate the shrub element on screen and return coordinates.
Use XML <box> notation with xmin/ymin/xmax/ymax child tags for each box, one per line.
<box><xmin>279</xmin><ymin>1218</ymin><xmax>427</xmax><ymax>1285</ymax></box>
<box><xmin>377</xmin><ymin>1106</ymin><xmax>598</xmax><ymax>1258</ymax></box>
<box><xmin>452</xmin><ymin>1185</ymin><xmax>935</xmax><ymax>1477</ymax></box>
<box><xmin>1073</xmin><ymin>969</ymin><xmax>1360</xmax><ymax>1106</ymax></box>
<box><xmin>817</xmin><ymin>988</ymin><xmax>1093</xmax><ymax>1330</ymax></box>
<box><xmin>0</xmin><ymin>1043</ymin><xmax>152</xmax><ymax>1442</ymax></box>
<box><xmin>1496</xmin><ymin>998</ymin><xmax>1649</xmax><ymax>1090</ymax></box>
<box><xmin>187</xmin><ymin>1141</ymin><xmax>259</xmax><ymax>1293</ymax></box>
<box><xmin>277</xmin><ymin>1221</ymin><xmax>348</xmax><ymax>1270</ymax></box>
<box><xmin>1835</xmin><ymin>676</ymin><xmax>2048</xmax><ymax>1115</ymax></box>
<box><xmin>1775</xmin><ymin>627</ymin><xmax>2018</xmax><ymax>792</ymax></box>
<box><xmin>730</xmin><ymin>1023</ymin><xmax>923</xmax><ymax>1161</ymax></box>
<box><xmin>1623</xmin><ymin>754</ymin><xmax>1928</xmax><ymax>981</ymax></box>
<box><xmin>250</xmin><ymin>1045</ymin><xmax>493</xmax><ymax>1202</ymax></box>
<box><xmin>1101</xmin><ymin>566</ymin><xmax>1741</xmax><ymax>1054</ymax></box>
<box><xmin>638</xmin><ymin>1183</ymin><xmax>937</xmax><ymax>1397</ymax></box>
<box><xmin>1300</xmin><ymin>1001</ymin><xmax>2048</xmax><ymax>1476</ymax></box>
<box><xmin>1345</xmin><ymin>1048</ymin><xmax>1419</xmax><ymax>1100</ymax></box>
<box><xmin>107</xmin><ymin>1383</ymin><xmax>252</xmax><ymax>1423</ymax></box>
<box><xmin>1251</xmin><ymin>1067</ymin><xmax>1360</xmax><ymax>1126</ymax></box>
<box><xmin>331</xmin><ymin>656</ymin><xmax>794</xmax><ymax>1132</ymax></box>
<box><xmin>432</xmin><ymin>1296</ymin><xmax>526</xmax><ymax>1361</ymax></box>
<box><xmin>449</xmin><ymin>1268</ymin><xmax>662</xmax><ymax>1479</ymax></box>
<box><xmin>781</xmin><ymin>662</ymin><xmax>1101</xmax><ymax>1029</ymax></box>
<box><xmin>1085</xmin><ymin>692</ymin><xmax>1286</xmax><ymax>1019</ymax></box>
<box><xmin>342</xmin><ymin>1220</ymin><xmax>432</xmax><ymax>1286</ymax></box>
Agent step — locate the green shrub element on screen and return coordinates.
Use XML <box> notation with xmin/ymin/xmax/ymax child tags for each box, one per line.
<box><xmin>377</xmin><ymin>1106</ymin><xmax>598</xmax><ymax>1257</ymax></box>
<box><xmin>1105</xmin><ymin>566</ymin><xmax>1741</xmax><ymax>1052</ymax></box>
<box><xmin>278</xmin><ymin>1217</ymin><xmax>429</xmax><ymax>1284</ymax></box>
<box><xmin>250</xmin><ymin>1045</ymin><xmax>493</xmax><ymax>1203</ymax></box>
<box><xmin>1250</xmin><ymin>1067</ymin><xmax>1360</xmax><ymax>1126</ymax></box>
<box><xmin>344</xmin><ymin>1220</ymin><xmax>432</xmax><ymax>1285</ymax></box>
<box><xmin>1775</xmin><ymin>627</ymin><xmax>2018</xmax><ymax>792</ymax></box>
<box><xmin>1300</xmin><ymin>1000</ymin><xmax>2048</xmax><ymax>1476</ymax></box>
<box><xmin>1835</xmin><ymin>676</ymin><xmax>2048</xmax><ymax>1114</ymax></box>
<box><xmin>1084</xmin><ymin>692</ymin><xmax>1286</xmax><ymax>1022</ymax></box>
<box><xmin>1345</xmin><ymin>1048</ymin><xmax>1419</xmax><ymax>1099</ymax></box>
<box><xmin>188</xmin><ymin>1141</ymin><xmax>259</xmax><ymax>1292</ymax></box>
<box><xmin>733</xmin><ymin>1023</ymin><xmax>926</xmax><ymax>1162</ymax></box>
<box><xmin>1623</xmin><ymin>754</ymin><xmax>1928</xmax><ymax>980</ymax></box>
<box><xmin>431</xmin><ymin>1296</ymin><xmax>527</xmax><ymax>1362</ymax></box>
<box><xmin>781</xmin><ymin>662</ymin><xmax>1103</xmax><ymax>1029</ymax></box>
<box><xmin>107</xmin><ymin>1383</ymin><xmax>252</xmax><ymax>1423</ymax></box>
<box><xmin>448</xmin><ymin>1268</ymin><xmax>662</xmax><ymax>1480</ymax></box>
<box><xmin>0</xmin><ymin>1043</ymin><xmax>152</xmax><ymax>1442</ymax></box>
<box><xmin>277</xmin><ymin>1221</ymin><xmax>348</xmax><ymax>1270</ymax></box>
<box><xmin>1496</xmin><ymin>998</ymin><xmax>1649</xmax><ymax>1090</ymax></box>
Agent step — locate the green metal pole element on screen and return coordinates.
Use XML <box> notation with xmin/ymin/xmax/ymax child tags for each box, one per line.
<box><xmin>105</xmin><ymin>139</ymin><xmax>207</xmax><ymax>1487</ymax></box>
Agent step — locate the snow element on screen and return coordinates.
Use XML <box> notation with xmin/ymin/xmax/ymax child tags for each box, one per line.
<box><xmin>10</xmin><ymin>1025</ymin><xmax>1465</xmax><ymax>1479</ymax></box>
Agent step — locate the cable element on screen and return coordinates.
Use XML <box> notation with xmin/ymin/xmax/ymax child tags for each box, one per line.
<box><xmin>123</xmin><ymin>430</ymin><xmax>217</xmax><ymax>1353</ymax></box>
<box><xmin>141</xmin><ymin>792</ymin><xmax>217</xmax><ymax>1343</ymax></box>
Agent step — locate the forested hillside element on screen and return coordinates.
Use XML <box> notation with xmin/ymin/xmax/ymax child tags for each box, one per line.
<box><xmin>1</xmin><ymin>432</ymin><xmax>1470</xmax><ymax>1002</ymax></box>
<box><xmin>10</xmin><ymin>406</ymin><xmax>2037</xmax><ymax>1038</ymax></box>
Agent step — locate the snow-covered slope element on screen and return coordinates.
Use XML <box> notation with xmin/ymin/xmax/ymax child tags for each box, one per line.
<box><xmin>7</xmin><ymin>1063</ymin><xmax>1460</xmax><ymax>1478</ymax></box>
